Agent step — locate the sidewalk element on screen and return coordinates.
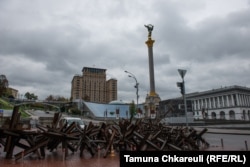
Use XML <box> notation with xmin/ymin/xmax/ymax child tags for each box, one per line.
<box><xmin>0</xmin><ymin>149</ymin><xmax>120</xmax><ymax>167</ymax></box>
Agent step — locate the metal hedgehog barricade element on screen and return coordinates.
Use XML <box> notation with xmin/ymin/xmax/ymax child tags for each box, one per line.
<box><xmin>0</xmin><ymin>106</ymin><xmax>209</xmax><ymax>161</ymax></box>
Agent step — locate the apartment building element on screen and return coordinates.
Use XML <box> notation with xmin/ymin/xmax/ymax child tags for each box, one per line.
<box><xmin>71</xmin><ymin>67</ymin><xmax>117</xmax><ymax>103</ymax></box>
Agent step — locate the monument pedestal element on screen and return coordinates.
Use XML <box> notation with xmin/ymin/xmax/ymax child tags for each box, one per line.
<box><xmin>144</xmin><ymin>93</ymin><xmax>161</xmax><ymax>119</ymax></box>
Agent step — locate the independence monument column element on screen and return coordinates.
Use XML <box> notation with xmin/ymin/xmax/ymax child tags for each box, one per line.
<box><xmin>144</xmin><ymin>24</ymin><xmax>161</xmax><ymax>119</ymax></box>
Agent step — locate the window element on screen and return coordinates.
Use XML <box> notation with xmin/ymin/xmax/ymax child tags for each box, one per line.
<box><xmin>220</xmin><ymin>111</ymin><xmax>225</xmax><ymax>120</ymax></box>
<box><xmin>229</xmin><ymin>110</ymin><xmax>235</xmax><ymax>120</ymax></box>
<box><xmin>242</xmin><ymin>110</ymin><xmax>246</xmax><ymax>120</ymax></box>
<box><xmin>211</xmin><ymin>112</ymin><xmax>216</xmax><ymax>119</ymax></box>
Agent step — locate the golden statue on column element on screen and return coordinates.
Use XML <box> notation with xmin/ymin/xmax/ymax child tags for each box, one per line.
<box><xmin>144</xmin><ymin>24</ymin><xmax>161</xmax><ymax>119</ymax></box>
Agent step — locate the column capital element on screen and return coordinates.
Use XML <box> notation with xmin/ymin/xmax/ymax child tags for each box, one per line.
<box><xmin>149</xmin><ymin>91</ymin><xmax>157</xmax><ymax>96</ymax></box>
<box><xmin>145</xmin><ymin>38</ymin><xmax>155</xmax><ymax>47</ymax></box>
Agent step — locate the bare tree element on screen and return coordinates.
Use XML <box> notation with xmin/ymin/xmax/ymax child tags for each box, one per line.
<box><xmin>0</xmin><ymin>75</ymin><xmax>9</xmax><ymax>97</ymax></box>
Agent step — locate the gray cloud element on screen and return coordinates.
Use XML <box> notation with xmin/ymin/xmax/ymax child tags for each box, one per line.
<box><xmin>0</xmin><ymin>0</ymin><xmax>249</xmax><ymax>102</ymax></box>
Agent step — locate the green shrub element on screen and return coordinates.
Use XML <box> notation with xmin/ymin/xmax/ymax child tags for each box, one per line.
<box><xmin>69</xmin><ymin>107</ymin><xmax>81</xmax><ymax>115</ymax></box>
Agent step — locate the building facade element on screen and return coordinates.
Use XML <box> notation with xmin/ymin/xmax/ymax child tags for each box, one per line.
<box><xmin>71</xmin><ymin>67</ymin><xmax>117</xmax><ymax>103</ymax></box>
<box><xmin>7</xmin><ymin>87</ymin><xmax>18</xmax><ymax>98</ymax></box>
<box><xmin>106</xmin><ymin>79</ymin><xmax>117</xmax><ymax>103</ymax></box>
<box><xmin>71</xmin><ymin>75</ymin><xmax>82</xmax><ymax>100</ymax></box>
<box><xmin>186</xmin><ymin>85</ymin><xmax>250</xmax><ymax>121</ymax></box>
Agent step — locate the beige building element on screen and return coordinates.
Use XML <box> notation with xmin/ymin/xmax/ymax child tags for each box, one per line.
<box><xmin>7</xmin><ymin>87</ymin><xmax>18</xmax><ymax>98</ymax></box>
<box><xmin>106</xmin><ymin>79</ymin><xmax>117</xmax><ymax>103</ymax></box>
<box><xmin>71</xmin><ymin>67</ymin><xmax>117</xmax><ymax>103</ymax></box>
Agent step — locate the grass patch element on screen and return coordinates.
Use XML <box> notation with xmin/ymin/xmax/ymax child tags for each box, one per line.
<box><xmin>20</xmin><ymin>111</ymin><xmax>30</xmax><ymax>118</ymax></box>
<box><xmin>0</xmin><ymin>98</ymin><xmax>14</xmax><ymax>109</ymax></box>
<box><xmin>0</xmin><ymin>98</ymin><xmax>30</xmax><ymax>118</ymax></box>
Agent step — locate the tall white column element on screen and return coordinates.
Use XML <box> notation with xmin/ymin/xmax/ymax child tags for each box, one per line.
<box><xmin>210</xmin><ymin>97</ymin><xmax>213</xmax><ymax>108</ymax></box>
<box><xmin>243</xmin><ymin>95</ymin><xmax>246</xmax><ymax>106</ymax></box>
<box><xmin>239</xmin><ymin>94</ymin><xmax>243</xmax><ymax>106</ymax></box>
<box><xmin>244</xmin><ymin>95</ymin><xmax>247</xmax><ymax>106</ymax></box>
<box><xmin>241</xmin><ymin>94</ymin><xmax>244</xmax><ymax>106</ymax></box>
<box><xmin>205</xmin><ymin>98</ymin><xmax>208</xmax><ymax>109</ymax></box>
<box><xmin>231</xmin><ymin>94</ymin><xmax>235</xmax><ymax>106</ymax></box>
<box><xmin>226</xmin><ymin>95</ymin><xmax>229</xmax><ymax>107</ymax></box>
<box><xmin>194</xmin><ymin>100</ymin><xmax>197</xmax><ymax>110</ymax></box>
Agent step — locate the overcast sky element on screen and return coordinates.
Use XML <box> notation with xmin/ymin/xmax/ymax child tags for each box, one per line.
<box><xmin>1</xmin><ymin>0</ymin><xmax>250</xmax><ymax>103</ymax></box>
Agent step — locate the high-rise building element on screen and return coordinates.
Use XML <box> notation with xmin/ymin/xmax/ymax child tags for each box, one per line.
<box><xmin>71</xmin><ymin>67</ymin><xmax>117</xmax><ymax>103</ymax></box>
<box><xmin>106</xmin><ymin>79</ymin><xmax>118</xmax><ymax>103</ymax></box>
<box><xmin>71</xmin><ymin>75</ymin><xmax>82</xmax><ymax>100</ymax></box>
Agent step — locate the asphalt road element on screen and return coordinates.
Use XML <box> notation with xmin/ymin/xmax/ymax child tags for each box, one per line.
<box><xmin>203</xmin><ymin>133</ymin><xmax>250</xmax><ymax>150</ymax></box>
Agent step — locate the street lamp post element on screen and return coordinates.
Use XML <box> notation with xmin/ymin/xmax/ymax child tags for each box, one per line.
<box><xmin>124</xmin><ymin>71</ymin><xmax>139</xmax><ymax>110</ymax></box>
<box><xmin>177</xmin><ymin>69</ymin><xmax>188</xmax><ymax>127</ymax></box>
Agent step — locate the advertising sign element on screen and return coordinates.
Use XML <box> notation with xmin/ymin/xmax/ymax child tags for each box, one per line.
<box><xmin>0</xmin><ymin>109</ymin><xmax>3</xmax><ymax>117</ymax></box>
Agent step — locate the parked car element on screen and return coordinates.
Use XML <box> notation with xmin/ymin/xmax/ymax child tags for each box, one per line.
<box><xmin>60</xmin><ymin>117</ymin><xmax>85</xmax><ymax>129</ymax></box>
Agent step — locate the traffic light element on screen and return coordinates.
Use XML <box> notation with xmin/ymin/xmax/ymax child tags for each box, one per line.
<box><xmin>177</xmin><ymin>82</ymin><xmax>185</xmax><ymax>95</ymax></box>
